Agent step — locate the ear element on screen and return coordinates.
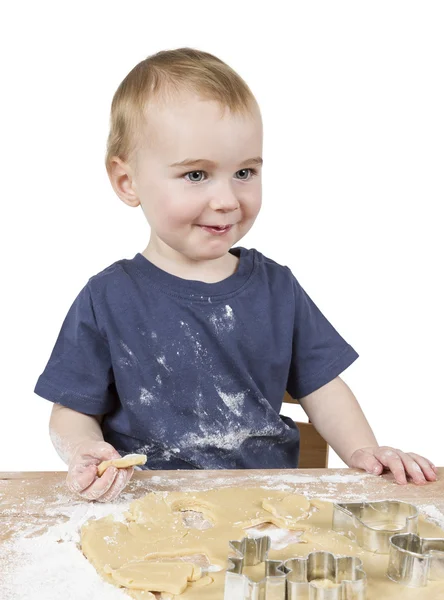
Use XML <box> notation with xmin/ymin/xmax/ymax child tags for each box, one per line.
<box><xmin>107</xmin><ymin>156</ymin><xmax>141</xmax><ymax>208</ymax></box>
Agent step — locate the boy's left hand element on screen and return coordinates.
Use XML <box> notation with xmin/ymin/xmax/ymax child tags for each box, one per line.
<box><xmin>349</xmin><ymin>446</ymin><xmax>438</xmax><ymax>485</ymax></box>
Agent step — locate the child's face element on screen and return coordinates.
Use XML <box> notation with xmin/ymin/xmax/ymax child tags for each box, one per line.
<box><xmin>123</xmin><ymin>93</ymin><xmax>263</xmax><ymax>263</ymax></box>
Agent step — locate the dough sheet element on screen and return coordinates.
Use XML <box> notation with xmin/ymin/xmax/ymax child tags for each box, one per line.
<box><xmin>80</xmin><ymin>487</ymin><xmax>444</xmax><ymax>599</ymax></box>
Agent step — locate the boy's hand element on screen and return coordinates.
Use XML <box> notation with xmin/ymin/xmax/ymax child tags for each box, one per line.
<box><xmin>349</xmin><ymin>446</ymin><xmax>438</xmax><ymax>485</ymax></box>
<box><xmin>66</xmin><ymin>441</ymin><xmax>134</xmax><ymax>502</ymax></box>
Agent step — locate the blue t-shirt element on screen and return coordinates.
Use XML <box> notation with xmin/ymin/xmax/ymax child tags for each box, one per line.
<box><xmin>34</xmin><ymin>247</ymin><xmax>358</xmax><ymax>470</ymax></box>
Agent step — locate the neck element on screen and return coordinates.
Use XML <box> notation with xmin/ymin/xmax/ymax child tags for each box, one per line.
<box><xmin>142</xmin><ymin>238</ymin><xmax>239</xmax><ymax>284</ymax></box>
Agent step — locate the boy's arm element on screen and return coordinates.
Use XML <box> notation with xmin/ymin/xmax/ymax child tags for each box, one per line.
<box><xmin>49</xmin><ymin>403</ymin><xmax>133</xmax><ymax>501</ymax></box>
<box><xmin>49</xmin><ymin>403</ymin><xmax>104</xmax><ymax>464</ymax></box>
<box><xmin>297</xmin><ymin>376</ymin><xmax>437</xmax><ymax>485</ymax></box>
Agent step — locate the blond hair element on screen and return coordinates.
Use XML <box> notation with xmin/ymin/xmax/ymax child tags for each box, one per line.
<box><xmin>105</xmin><ymin>47</ymin><xmax>258</xmax><ymax>175</ymax></box>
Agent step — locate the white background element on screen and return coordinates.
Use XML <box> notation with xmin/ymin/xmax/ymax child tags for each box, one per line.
<box><xmin>1</xmin><ymin>1</ymin><xmax>443</xmax><ymax>472</ymax></box>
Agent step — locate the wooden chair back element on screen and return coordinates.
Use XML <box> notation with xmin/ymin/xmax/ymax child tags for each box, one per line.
<box><xmin>283</xmin><ymin>391</ymin><xmax>329</xmax><ymax>468</ymax></box>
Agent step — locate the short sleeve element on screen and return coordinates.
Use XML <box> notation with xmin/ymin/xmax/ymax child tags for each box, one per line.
<box><xmin>34</xmin><ymin>283</ymin><xmax>117</xmax><ymax>415</ymax></box>
<box><xmin>286</xmin><ymin>273</ymin><xmax>359</xmax><ymax>399</ymax></box>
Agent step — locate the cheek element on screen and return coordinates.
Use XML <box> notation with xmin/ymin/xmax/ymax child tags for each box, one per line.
<box><xmin>243</xmin><ymin>194</ymin><xmax>262</xmax><ymax>219</ymax></box>
<box><xmin>155</xmin><ymin>193</ymin><xmax>203</xmax><ymax>229</ymax></box>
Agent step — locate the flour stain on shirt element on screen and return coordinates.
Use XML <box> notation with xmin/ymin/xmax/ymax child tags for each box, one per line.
<box><xmin>156</xmin><ymin>355</ymin><xmax>172</xmax><ymax>372</ymax></box>
<box><xmin>139</xmin><ymin>387</ymin><xmax>156</xmax><ymax>405</ymax></box>
<box><xmin>179</xmin><ymin>419</ymin><xmax>280</xmax><ymax>453</ymax></box>
<box><xmin>118</xmin><ymin>341</ymin><xmax>138</xmax><ymax>368</ymax></box>
<box><xmin>215</xmin><ymin>387</ymin><xmax>246</xmax><ymax>417</ymax></box>
<box><xmin>182</xmin><ymin>427</ymin><xmax>253</xmax><ymax>450</ymax></box>
<box><xmin>209</xmin><ymin>304</ymin><xmax>235</xmax><ymax>334</ymax></box>
<box><xmin>180</xmin><ymin>320</ymin><xmax>210</xmax><ymax>367</ymax></box>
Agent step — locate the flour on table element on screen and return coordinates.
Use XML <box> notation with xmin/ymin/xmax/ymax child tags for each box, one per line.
<box><xmin>416</xmin><ymin>504</ymin><xmax>444</xmax><ymax>529</ymax></box>
<box><xmin>0</xmin><ymin>499</ymin><xmax>132</xmax><ymax>600</ymax></box>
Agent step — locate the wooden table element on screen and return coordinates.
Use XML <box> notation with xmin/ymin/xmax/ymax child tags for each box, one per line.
<box><xmin>1</xmin><ymin>468</ymin><xmax>444</xmax><ymax>598</ymax></box>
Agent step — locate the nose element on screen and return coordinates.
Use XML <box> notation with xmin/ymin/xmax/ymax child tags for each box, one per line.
<box><xmin>208</xmin><ymin>183</ymin><xmax>240</xmax><ymax>212</ymax></box>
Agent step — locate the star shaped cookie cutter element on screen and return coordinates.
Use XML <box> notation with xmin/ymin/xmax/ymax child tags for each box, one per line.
<box><xmin>224</xmin><ymin>536</ymin><xmax>367</xmax><ymax>599</ymax></box>
<box><xmin>332</xmin><ymin>500</ymin><xmax>418</xmax><ymax>553</ymax></box>
<box><xmin>224</xmin><ymin>536</ymin><xmax>287</xmax><ymax>599</ymax></box>
<box><xmin>387</xmin><ymin>532</ymin><xmax>444</xmax><ymax>587</ymax></box>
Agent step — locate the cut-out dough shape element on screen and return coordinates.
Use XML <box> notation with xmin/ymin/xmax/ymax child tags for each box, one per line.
<box><xmin>97</xmin><ymin>453</ymin><xmax>147</xmax><ymax>476</ymax></box>
<box><xmin>261</xmin><ymin>494</ymin><xmax>311</xmax><ymax>528</ymax></box>
<box><xmin>103</xmin><ymin>561</ymin><xmax>200</xmax><ymax>594</ymax></box>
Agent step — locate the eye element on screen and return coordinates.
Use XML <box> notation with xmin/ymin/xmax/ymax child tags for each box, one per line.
<box><xmin>236</xmin><ymin>168</ymin><xmax>257</xmax><ymax>180</ymax></box>
<box><xmin>184</xmin><ymin>170</ymin><xmax>206</xmax><ymax>183</ymax></box>
<box><xmin>183</xmin><ymin>168</ymin><xmax>257</xmax><ymax>183</ymax></box>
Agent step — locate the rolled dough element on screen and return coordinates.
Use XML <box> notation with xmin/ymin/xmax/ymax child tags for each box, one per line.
<box><xmin>97</xmin><ymin>454</ymin><xmax>147</xmax><ymax>476</ymax></box>
<box><xmin>80</xmin><ymin>488</ymin><xmax>444</xmax><ymax>599</ymax></box>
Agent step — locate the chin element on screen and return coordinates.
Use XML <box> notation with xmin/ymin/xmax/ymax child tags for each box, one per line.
<box><xmin>194</xmin><ymin>250</ymin><xmax>228</xmax><ymax>262</ymax></box>
<box><xmin>188</xmin><ymin>245</ymin><xmax>231</xmax><ymax>262</ymax></box>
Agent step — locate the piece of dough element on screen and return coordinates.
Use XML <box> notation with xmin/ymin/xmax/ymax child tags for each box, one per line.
<box><xmin>310</xmin><ymin>578</ymin><xmax>340</xmax><ymax>589</ymax></box>
<box><xmin>261</xmin><ymin>494</ymin><xmax>311</xmax><ymax>528</ymax></box>
<box><xmin>104</xmin><ymin>561</ymin><xmax>199</xmax><ymax>594</ymax></box>
<box><xmin>97</xmin><ymin>453</ymin><xmax>147</xmax><ymax>476</ymax></box>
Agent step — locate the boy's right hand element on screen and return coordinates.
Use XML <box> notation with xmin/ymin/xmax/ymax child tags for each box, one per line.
<box><xmin>66</xmin><ymin>441</ymin><xmax>134</xmax><ymax>502</ymax></box>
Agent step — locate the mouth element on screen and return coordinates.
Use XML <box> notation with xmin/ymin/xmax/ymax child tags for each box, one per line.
<box><xmin>198</xmin><ymin>224</ymin><xmax>233</xmax><ymax>235</ymax></box>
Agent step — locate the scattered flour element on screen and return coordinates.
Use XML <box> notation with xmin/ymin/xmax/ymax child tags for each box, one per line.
<box><xmin>139</xmin><ymin>387</ymin><xmax>156</xmax><ymax>405</ymax></box>
<box><xmin>156</xmin><ymin>355</ymin><xmax>172</xmax><ymax>372</ymax></box>
<box><xmin>0</xmin><ymin>499</ymin><xmax>132</xmax><ymax>600</ymax></box>
<box><xmin>118</xmin><ymin>341</ymin><xmax>137</xmax><ymax>369</ymax></box>
<box><xmin>129</xmin><ymin>471</ymin><xmax>375</xmax><ymax>496</ymax></box>
<box><xmin>216</xmin><ymin>388</ymin><xmax>246</xmax><ymax>416</ymax></box>
<box><xmin>319</xmin><ymin>473</ymin><xmax>371</xmax><ymax>483</ymax></box>
<box><xmin>209</xmin><ymin>305</ymin><xmax>235</xmax><ymax>334</ymax></box>
<box><xmin>416</xmin><ymin>504</ymin><xmax>444</xmax><ymax>529</ymax></box>
<box><xmin>182</xmin><ymin>427</ymin><xmax>255</xmax><ymax>450</ymax></box>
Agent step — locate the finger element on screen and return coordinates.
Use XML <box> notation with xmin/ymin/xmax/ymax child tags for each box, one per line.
<box><xmin>405</xmin><ymin>453</ymin><xmax>437</xmax><ymax>482</ymax></box>
<box><xmin>113</xmin><ymin>466</ymin><xmax>133</xmax><ymax>494</ymax></box>
<box><xmin>363</xmin><ymin>457</ymin><xmax>384</xmax><ymax>475</ymax></box>
<box><xmin>97</xmin><ymin>468</ymin><xmax>128</xmax><ymax>503</ymax></box>
<box><xmin>392</xmin><ymin>451</ymin><xmax>425</xmax><ymax>485</ymax></box>
<box><xmin>375</xmin><ymin>448</ymin><xmax>407</xmax><ymax>485</ymax></box>
<box><xmin>80</xmin><ymin>466</ymin><xmax>119</xmax><ymax>500</ymax></box>
<box><xmin>350</xmin><ymin>449</ymin><xmax>384</xmax><ymax>475</ymax></box>
<box><xmin>82</xmin><ymin>445</ymin><xmax>122</xmax><ymax>466</ymax></box>
<box><xmin>125</xmin><ymin>466</ymin><xmax>135</xmax><ymax>485</ymax></box>
<box><xmin>99</xmin><ymin>466</ymin><xmax>135</xmax><ymax>503</ymax></box>
<box><xmin>66</xmin><ymin>463</ymin><xmax>97</xmax><ymax>493</ymax></box>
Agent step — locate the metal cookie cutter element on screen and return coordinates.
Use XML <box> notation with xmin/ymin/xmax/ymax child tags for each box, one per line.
<box><xmin>387</xmin><ymin>532</ymin><xmax>444</xmax><ymax>587</ymax></box>
<box><xmin>332</xmin><ymin>501</ymin><xmax>418</xmax><ymax>553</ymax></box>
<box><xmin>224</xmin><ymin>536</ymin><xmax>286</xmax><ymax>600</ymax></box>
<box><xmin>284</xmin><ymin>552</ymin><xmax>367</xmax><ymax>600</ymax></box>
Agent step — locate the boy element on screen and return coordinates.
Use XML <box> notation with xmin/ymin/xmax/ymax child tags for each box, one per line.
<box><xmin>35</xmin><ymin>48</ymin><xmax>437</xmax><ymax>503</ymax></box>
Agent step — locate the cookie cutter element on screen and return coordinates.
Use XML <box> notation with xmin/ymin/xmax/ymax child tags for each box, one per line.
<box><xmin>387</xmin><ymin>532</ymin><xmax>444</xmax><ymax>587</ymax></box>
<box><xmin>284</xmin><ymin>551</ymin><xmax>367</xmax><ymax>599</ymax></box>
<box><xmin>332</xmin><ymin>500</ymin><xmax>418</xmax><ymax>553</ymax></box>
<box><xmin>224</xmin><ymin>536</ymin><xmax>367</xmax><ymax>600</ymax></box>
<box><xmin>224</xmin><ymin>536</ymin><xmax>286</xmax><ymax>599</ymax></box>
